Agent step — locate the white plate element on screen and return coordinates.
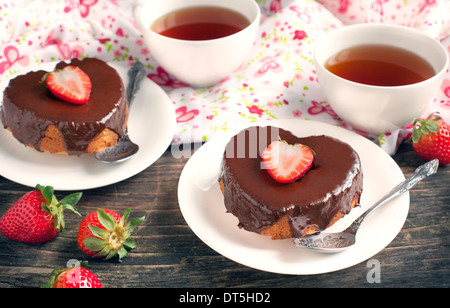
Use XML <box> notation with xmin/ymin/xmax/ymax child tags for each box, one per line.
<box><xmin>178</xmin><ymin>120</ymin><xmax>409</xmax><ymax>275</ymax></box>
<box><xmin>0</xmin><ymin>62</ymin><xmax>176</xmax><ymax>191</ymax></box>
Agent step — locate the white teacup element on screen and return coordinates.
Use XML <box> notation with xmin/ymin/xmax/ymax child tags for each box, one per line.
<box><xmin>315</xmin><ymin>23</ymin><xmax>449</xmax><ymax>135</ymax></box>
<box><xmin>133</xmin><ymin>0</ymin><xmax>260</xmax><ymax>88</ymax></box>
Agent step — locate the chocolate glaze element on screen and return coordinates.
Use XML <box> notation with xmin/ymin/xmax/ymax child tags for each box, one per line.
<box><xmin>220</xmin><ymin>126</ymin><xmax>363</xmax><ymax>238</ymax></box>
<box><xmin>1</xmin><ymin>58</ymin><xmax>127</xmax><ymax>155</ymax></box>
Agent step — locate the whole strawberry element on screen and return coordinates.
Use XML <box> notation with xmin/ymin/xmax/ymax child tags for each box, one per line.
<box><xmin>0</xmin><ymin>185</ymin><xmax>82</xmax><ymax>243</ymax></box>
<box><xmin>77</xmin><ymin>208</ymin><xmax>145</xmax><ymax>262</ymax></box>
<box><xmin>42</xmin><ymin>260</ymin><xmax>102</xmax><ymax>288</ymax></box>
<box><xmin>412</xmin><ymin>113</ymin><xmax>450</xmax><ymax>165</ymax></box>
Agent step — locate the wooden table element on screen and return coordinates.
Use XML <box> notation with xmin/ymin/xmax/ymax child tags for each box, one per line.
<box><xmin>0</xmin><ymin>141</ymin><xmax>448</xmax><ymax>289</ymax></box>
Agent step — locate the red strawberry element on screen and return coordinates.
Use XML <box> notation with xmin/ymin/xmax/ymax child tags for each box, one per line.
<box><xmin>44</xmin><ymin>65</ymin><xmax>92</xmax><ymax>104</ymax></box>
<box><xmin>412</xmin><ymin>113</ymin><xmax>450</xmax><ymax>165</ymax></box>
<box><xmin>42</xmin><ymin>260</ymin><xmax>102</xmax><ymax>288</ymax></box>
<box><xmin>262</xmin><ymin>139</ymin><xmax>314</xmax><ymax>183</ymax></box>
<box><xmin>77</xmin><ymin>208</ymin><xmax>145</xmax><ymax>262</ymax></box>
<box><xmin>0</xmin><ymin>185</ymin><xmax>82</xmax><ymax>243</ymax></box>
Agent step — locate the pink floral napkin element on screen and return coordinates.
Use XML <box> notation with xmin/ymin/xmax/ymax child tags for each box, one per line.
<box><xmin>1</xmin><ymin>0</ymin><xmax>449</xmax><ymax>155</ymax></box>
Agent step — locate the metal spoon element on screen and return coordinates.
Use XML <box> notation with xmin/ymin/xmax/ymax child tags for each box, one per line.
<box><xmin>95</xmin><ymin>61</ymin><xmax>146</xmax><ymax>163</ymax></box>
<box><xmin>293</xmin><ymin>159</ymin><xmax>439</xmax><ymax>253</ymax></box>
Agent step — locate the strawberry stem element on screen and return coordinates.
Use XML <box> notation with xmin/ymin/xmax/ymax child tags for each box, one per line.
<box><xmin>411</xmin><ymin>112</ymin><xmax>441</xmax><ymax>143</ymax></box>
<box><xmin>35</xmin><ymin>184</ymin><xmax>82</xmax><ymax>232</ymax></box>
<box><xmin>84</xmin><ymin>209</ymin><xmax>145</xmax><ymax>262</ymax></box>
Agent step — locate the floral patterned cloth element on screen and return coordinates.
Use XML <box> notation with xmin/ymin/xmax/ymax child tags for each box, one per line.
<box><xmin>1</xmin><ymin>0</ymin><xmax>449</xmax><ymax>155</ymax></box>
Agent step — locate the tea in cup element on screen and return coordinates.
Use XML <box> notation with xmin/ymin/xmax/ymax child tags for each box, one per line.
<box><xmin>133</xmin><ymin>0</ymin><xmax>261</xmax><ymax>88</ymax></box>
<box><xmin>315</xmin><ymin>24</ymin><xmax>448</xmax><ymax>135</ymax></box>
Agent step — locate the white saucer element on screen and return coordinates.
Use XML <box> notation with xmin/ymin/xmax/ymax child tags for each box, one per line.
<box><xmin>178</xmin><ymin>120</ymin><xmax>409</xmax><ymax>275</ymax></box>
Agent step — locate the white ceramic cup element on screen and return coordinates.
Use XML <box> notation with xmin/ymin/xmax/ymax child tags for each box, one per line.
<box><xmin>315</xmin><ymin>23</ymin><xmax>449</xmax><ymax>135</ymax></box>
<box><xmin>133</xmin><ymin>0</ymin><xmax>260</xmax><ymax>88</ymax></box>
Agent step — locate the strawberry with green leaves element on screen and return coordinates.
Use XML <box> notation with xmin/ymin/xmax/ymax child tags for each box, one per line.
<box><xmin>77</xmin><ymin>208</ymin><xmax>145</xmax><ymax>262</ymax></box>
<box><xmin>0</xmin><ymin>185</ymin><xmax>82</xmax><ymax>243</ymax></box>
<box><xmin>411</xmin><ymin>113</ymin><xmax>450</xmax><ymax>165</ymax></box>
<box><xmin>42</xmin><ymin>260</ymin><xmax>102</xmax><ymax>288</ymax></box>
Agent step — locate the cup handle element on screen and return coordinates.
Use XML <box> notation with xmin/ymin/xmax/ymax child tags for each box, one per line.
<box><xmin>132</xmin><ymin>0</ymin><xmax>145</xmax><ymax>31</ymax></box>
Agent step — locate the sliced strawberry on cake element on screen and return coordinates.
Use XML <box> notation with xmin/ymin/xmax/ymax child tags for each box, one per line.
<box><xmin>262</xmin><ymin>139</ymin><xmax>314</xmax><ymax>183</ymax></box>
<box><xmin>43</xmin><ymin>65</ymin><xmax>92</xmax><ymax>104</ymax></box>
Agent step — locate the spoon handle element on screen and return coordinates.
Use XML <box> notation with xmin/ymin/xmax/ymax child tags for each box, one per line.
<box><xmin>346</xmin><ymin>159</ymin><xmax>439</xmax><ymax>233</ymax></box>
<box><xmin>126</xmin><ymin>61</ymin><xmax>146</xmax><ymax>105</ymax></box>
<box><xmin>121</xmin><ymin>61</ymin><xmax>146</xmax><ymax>138</ymax></box>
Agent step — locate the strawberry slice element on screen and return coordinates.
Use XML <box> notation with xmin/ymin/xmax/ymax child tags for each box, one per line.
<box><xmin>262</xmin><ymin>140</ymin><xmax>314</xmax><ymax>183</ymax></box>
<box><xmin>44</xmin><ymin>66</ymin><xmax>92</xmax><ymax>104</ymax></box>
